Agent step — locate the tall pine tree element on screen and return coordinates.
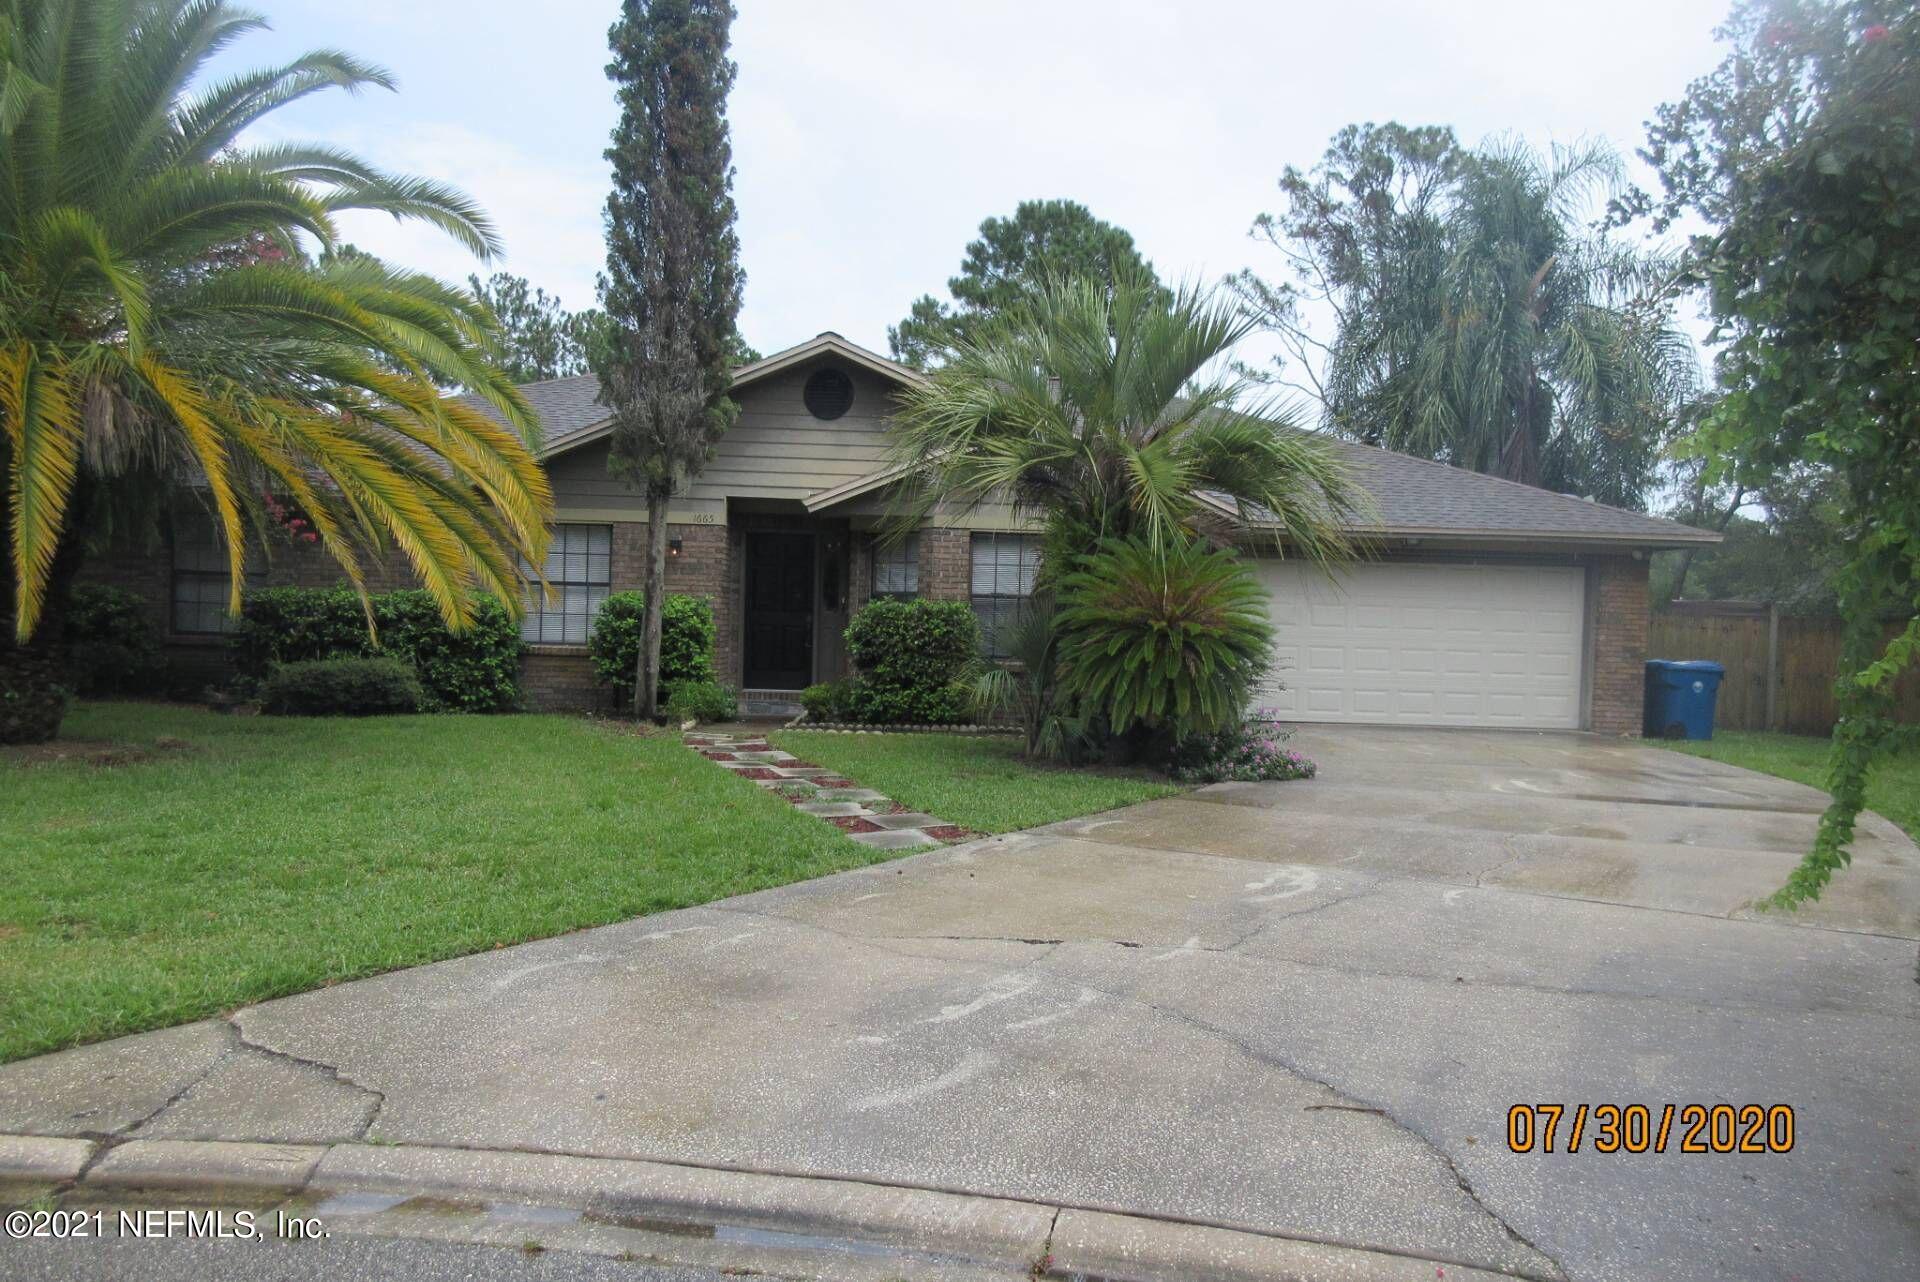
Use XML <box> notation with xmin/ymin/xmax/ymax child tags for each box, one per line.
<box><xmin>595</xmin><ymin>0</ymin><xmax>745</xmax><ymax>717</ymax></box>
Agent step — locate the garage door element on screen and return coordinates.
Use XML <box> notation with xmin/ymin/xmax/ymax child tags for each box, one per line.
<box><xmin>1254</xmin><ymin>561</ymin><xmax>1585</xmax><ymax>728</ymax></box>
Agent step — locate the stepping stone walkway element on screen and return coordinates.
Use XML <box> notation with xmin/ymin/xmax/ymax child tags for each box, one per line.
<box><xmin>685</xmin><ymin>731</ymin><xmax>976</xmax><ymax>851</ymax></box>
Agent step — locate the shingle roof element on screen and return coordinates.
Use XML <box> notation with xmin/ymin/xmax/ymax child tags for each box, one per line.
<box><xmin>455</xmin><ymin>374</ymin><xmax>610</xmax><ymax>455</ymax></box>
<box><xmin>464</xmin><ymin>332</ymin><xmax>1714</xmax><ymax>548</ymax></box>
<box><xmin>1199</xmin><ymin>435</ymin><xmax>1717</xmax><ymax>546</ymax></box>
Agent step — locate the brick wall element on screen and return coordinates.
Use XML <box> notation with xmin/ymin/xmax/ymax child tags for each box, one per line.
<box><xmin>919</xmin><ymin>528</ymin><xmax>972</xmax><ymax>601</ymax></box>
<box><xmin>1589</xmin><ymin>555</ymin><xmax>1650</xmax><ymax>736</ymax></box>
<box><xmin>663</xmin><ymin>521</ymin><xmax>737</xmax><ymax>685</ymax></box>
<box><xmin>520</xmin><ymin>647</ymin><xmax>602</xmax><ymax>713</ymax></box>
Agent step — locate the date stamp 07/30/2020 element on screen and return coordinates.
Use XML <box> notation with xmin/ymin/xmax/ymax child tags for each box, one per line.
<box><xmin>1507</xmin><ymin>1104</ymin><xmax>1797</xmax><ymax>1155</ymax></box>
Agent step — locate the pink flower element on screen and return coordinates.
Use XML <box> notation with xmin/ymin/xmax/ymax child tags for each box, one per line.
<box><xmin>1863</xmin><ymin>24</ymin><xmax>1890</xmax><ymax>41</ymax></box>
<box><xmin>301</xmin><ymin>532</ymin><xmax>319</xmax><ymax>544</ymax></box>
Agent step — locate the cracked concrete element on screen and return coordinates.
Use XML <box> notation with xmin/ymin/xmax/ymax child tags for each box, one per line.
<box><xmin>2</xmin><ymin>725</ymin><xmax>1916</xmax><ymax>1281</ymax></box>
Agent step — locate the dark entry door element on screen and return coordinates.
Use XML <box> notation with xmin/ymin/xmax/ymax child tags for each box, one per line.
<box><xmin>743</xmin><ymin>532</ymin><xmax>815</xmax><ymax>689</ymax></box>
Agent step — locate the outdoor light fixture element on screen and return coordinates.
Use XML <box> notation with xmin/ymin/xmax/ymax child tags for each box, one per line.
<box><xmin>669</xmin><ymin>537</ymin><xmax>683</xmax><ymax>557</ymax></box>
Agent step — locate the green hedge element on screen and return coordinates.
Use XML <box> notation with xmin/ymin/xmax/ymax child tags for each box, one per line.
<box><xmin>836</xmin><ymin>598</ymin><xmax>978</xmax><ymax>724</ymax></box>
<box><xmin>664</xmin><ymin>680</ymin><xmax>738</xmax><ymax>724</ymax></box>
<box><xmin>231</xmin><ymin>586</ymin><xmax>522</xmax><ymax>712</ymax></box>
<box><xmin>588</xmin><ymin>592</ymin><xmax>717</xmax><ymax>708</ymax></box>
<box><xmin>60</xmin><ymin>584</ymin><xmax>167</xmax><ymax>696</ymax></box>
<box><xmin>261</xmin><ymin>657</ymin><xmax>424</xmax><ymax>717</ymax></box>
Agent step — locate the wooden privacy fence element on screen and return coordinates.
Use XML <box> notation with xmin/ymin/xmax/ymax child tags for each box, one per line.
<box><xmin>1648</xmin><ymin>602</ymin><xmax>1920</xmax><ymax>735</ymax></box>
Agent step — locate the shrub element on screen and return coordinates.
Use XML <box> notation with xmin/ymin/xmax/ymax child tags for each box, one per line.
<box><xmin>60</xmin><ymin>585</ymin><xmax>167</xmax><ymax>696</ymax></box>
<box><xmin>230</xmin><ymin>586</ymin><xmax>368</xmax><ymax>676</ymax></box>
<box><xmin>261</xmin><ymin>657</ymin><xmax>423</xmax><ymax>717</ymax></box>
<box><xmin>589</xmin><ymin>592</ymin><xmax>716</xmax><ymax>708</ymax></box>
<box><xmin>1171</xmin><ymin>710</ymin><xmax>1316</xmax><ymax>783</ymax></box>
<box><xmin>1</xmin><ymin>650</ymin><xmax>70</xmax><ymax>744</ymax></box>
<box><xmin>842</xmin><ymin>598</ymin><xmax>978</xmax><ymax>724</ymax></box>
<box><xmin>800</xmin><ymin>681</ymin><xmax>854</xmax><ymax>721</ymax></box>
<box><xmin>377</xmin><ymin>591</ymin><xmax>522</xmax><ymax>712</ymax></box>
<box><xmin>664</xmin><ymin>680</ymin><xmax>738</xmax><ymax>723</ymax></box>
<box><xmin>1054</xmin><ymin>537</ymin><xmax>1272</xmax><ymax>742</ymax></box>
<box><xmin>231</xmin><ymin>586</ymin><xmax>521</xmax><ymax>712</ymax></box>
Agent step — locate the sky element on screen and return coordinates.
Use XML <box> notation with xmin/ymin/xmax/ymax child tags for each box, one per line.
<box><xmin>235</xmin><ymin>0</ymin><xmax>1736</xmax><ymax>368</ymax></box>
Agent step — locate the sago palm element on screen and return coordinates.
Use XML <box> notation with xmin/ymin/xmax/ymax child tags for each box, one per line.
<box><xmin>0</xmin><ymin>1</ymin><xmax>553</xmax><ymax>702</ymax></box>
<box><xmin>889</xmin><ymin>270</ymin><xmax>1370</xmax><ymax>566</ymax></box>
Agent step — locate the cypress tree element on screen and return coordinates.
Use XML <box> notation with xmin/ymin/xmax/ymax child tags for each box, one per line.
<box><xmin>595</xmin><ymin>0</ymin><xmax>745</xmax><ymax>717</ymax></box>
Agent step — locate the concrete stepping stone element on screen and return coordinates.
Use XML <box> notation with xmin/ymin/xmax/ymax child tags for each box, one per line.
<box><xmin>849</xmin><ymin>828</ymin><xmax>938</xmax><ymax>850</ymax></box>
<box><xmin>869</xmin><ymin>811</ymin><xmax>940</xmax><ymax>830</ymax></box>
<box><xmin>684</xmin><ymin>732</ymin><xmax>970</xmax><ymax>848</ymax></box>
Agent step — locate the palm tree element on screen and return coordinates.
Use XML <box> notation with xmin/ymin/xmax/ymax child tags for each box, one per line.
<box><xmin>0</xmin><ymin>0</ymin><xmax>553</xmax><ymax>740</ymax></box>
<box><xmin>889</xmin><ymin>270</ymin><xmax>1370</xmax><ymax>566</ymax></box>
<box><xmin>1327</xmin><ymin>138</ymin><xmax>1698</xmax><ymax>507</ymax></box>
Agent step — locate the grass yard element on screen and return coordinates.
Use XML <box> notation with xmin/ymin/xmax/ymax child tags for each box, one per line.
<box><xmin>0</xmin><ymin>702</ymin><xmax>890</xmax><ymax>1064</ymax></box>
<box><xmin>770</xmin><ymin>730</ymin><xmax>1184</xmax><ymax>833</ymax></box>
<box><xmin>1663</xmin><ymin>730</ymin><xmax>1920</xmax><ymax>839</ymax></box>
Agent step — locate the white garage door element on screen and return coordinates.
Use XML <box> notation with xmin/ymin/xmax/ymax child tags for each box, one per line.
<box><xmin>1254</xmin><ymin>561</ymin><xmax>1585</xmax><ymax>729</ymax></box>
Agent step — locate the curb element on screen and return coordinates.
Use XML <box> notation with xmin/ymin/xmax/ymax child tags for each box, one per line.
<box><xmin>1</xmin><ymin>1134</ymin><xmax>1546</xmax><ymax>1282</ymax></box>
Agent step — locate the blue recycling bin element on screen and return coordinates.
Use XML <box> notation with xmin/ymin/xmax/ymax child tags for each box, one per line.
<box><xmin>1643</xmin><ymin>659</ymin><xmax>1726</xmax><ymax>740</ymax></box>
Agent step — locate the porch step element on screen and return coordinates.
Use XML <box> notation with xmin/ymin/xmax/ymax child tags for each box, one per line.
<box><xmin>738</xmin><ymin>689</ymin><xmax>804</xmax><ymax>721</ymax></box>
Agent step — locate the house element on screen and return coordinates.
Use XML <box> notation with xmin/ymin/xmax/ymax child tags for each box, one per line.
<box><xmin>91</xmin><ymin>331</ymin><xmax>1717</xmax><ymax>733</ymax></box>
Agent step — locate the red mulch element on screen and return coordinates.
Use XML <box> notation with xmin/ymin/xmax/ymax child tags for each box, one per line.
<box><xmin>734</xmin><ymin>767</ymin><xmax>783</xmax><ymax>780</ymax></box>
<box><xmin>732</xmin><ymin>742</ymin><xmax>772</xmax><ymax>752</ymax></box>
<box><xmin>826</xmin><ymin>815</ymin><xmax>884</xmax><ymax>834</ymax></box>
<box><xmin>701</xmin><ymin>751</ymin><xmax>736</xmax><ymax>761</ymax></box>
<box><xmin>814</xmin><ymin>777</ymin><xmax>857</xmax><ymax>789</ymax></box>
<box><xmin>883</xmin><ymin>801</ymin><xmax>910</xmax><ymax>815</ymax></box>
<box><xmin>923</xmin><ymin>825</ymin><xmax>974</xmax><ymax>841</ymax></box>
<box><xmin>782</xmin><ymin>759</ymin><xmax>820</xmax><ymax>769</ymax></box>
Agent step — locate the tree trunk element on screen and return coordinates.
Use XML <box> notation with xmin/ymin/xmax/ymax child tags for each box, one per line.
<box><xmin>1668</xmin><ymin>487</ymin><xmax>1748</xmax><ymax>602</ymax></box>
<box><xmin>635</xmin><ymin>490</ymin><xmax>670</xmax><ymax>720</ymax></box>
<box><xmin>0</xmin><ymin>478</ymin><xmax>93</xmax><ymax>744</ymax></box>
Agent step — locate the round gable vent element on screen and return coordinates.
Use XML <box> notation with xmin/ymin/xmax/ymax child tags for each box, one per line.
<box><xmin>803</xmin><ymin>367</ymin><xmax>855</xmax><ymax>420</ymax></box>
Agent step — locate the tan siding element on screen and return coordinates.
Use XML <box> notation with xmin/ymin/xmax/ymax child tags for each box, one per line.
<box><xmin>684</xmin><ymin>362</ymin><xmax>903</xmax><ymax>503</ymax></box>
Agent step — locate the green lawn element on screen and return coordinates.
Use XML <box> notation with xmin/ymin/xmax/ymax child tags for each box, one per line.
<box><xmin>0</xmin><ymin>703</ymin><xmax>890</xmax><ymax>1064</ymax></box>
<box><xmin>1663</xmin><ymin>730</ymin><xmax>1920</xmax><ymax>838</ymax></box>
<box><xmin>770</xmin><ymin>730</ymin><xmax>1184</xmax><ymax>833</ymax></box>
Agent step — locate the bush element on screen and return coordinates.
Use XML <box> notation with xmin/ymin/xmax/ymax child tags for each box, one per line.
<box><xmin>1</xmin><ymin>649</ymin><xmax>70</xmax><ymax>744</ymax></box>
<box><xmin>376</xmin><ymin>591</ymin><xmax>522</xmax><ymax>712</ymax></box>
<box><xmin>230</xmin><ymin>586</ymin><xmax>368</xmax><ymax>676</ymax></box>
<box><xmin>1171</xmin><ymin>711</ymin><xmax>1316</xmax><ymax>783</ymax></box>
<box><xmin>842</xmin><ymin>598</ymin><xmax>978</xmax><ymax>724</ymax></box>
<box><xmin>261</xmin><ymin>657</ymin><xmax>423</xmax><ymax>717</ymax></box>
<box><xmin>231</xmin><ymin>586</ymin><xmax>521</xmax><ymax>712</ymax></box>
<box><xmin>60</xmin><ymin>585</ymin><xmax>167</xmax><ymax>696</ymax></box>
<box><xmin>589</xmin><ymin>592</ymin><xmax>716</xmax><ymax>708</ymax></box>
<box><xmin>800</xmin><ymin>680</ymin><xmax>854</xmax><ymax>721</ymax></box>
<box><xmin>664</xmin><ymin>680</ymin><xmax>738</xmax><ymax>723</ymax></box>
<box><xmin>1055</xmin><ymin>537</ymin><xmax>1272</xmax><ymax>743</ymax></box>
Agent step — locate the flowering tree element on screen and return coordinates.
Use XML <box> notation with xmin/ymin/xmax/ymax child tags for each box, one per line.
<box><xmin>1626</xmin><ymin>1</ymin><xmax>1919</xmax><ymax>905</ymax></box>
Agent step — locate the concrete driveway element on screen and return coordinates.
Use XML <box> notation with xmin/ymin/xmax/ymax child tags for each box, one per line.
<box><xmin>3</xmin><ymin>727</ymin><xmax>1916</xmax><ymax>1280</ymax></box>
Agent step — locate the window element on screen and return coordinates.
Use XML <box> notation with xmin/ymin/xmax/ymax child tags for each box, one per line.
<box><xmin>970</xmin><ymin>532</ymin><xmax>1041</xmax><ymax>658</ymax></box>
<box><xmin>522</xmin><ymin>524</ymin><xmax>612</xmax><ymax>644</ymax></box>
<box><xmin>171</xmin><ymin>514</ymin><xmax>250</xmax><ymax>635</ymax></box>
<box><xmin>870</xmin><ymin>534</ymin><xmax>919</xmax><ymax>599</ymax></box>
<box><xmin>803</xmin><ymin>367</ymin><xmax>855</xmax><ymax>420</ymax></box>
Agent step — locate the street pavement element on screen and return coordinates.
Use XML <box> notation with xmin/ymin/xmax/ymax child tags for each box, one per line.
<box><xmin>2</xmin><ymin>726</ymin><xmax>1915</xmax><ymax>1280</ymax></box>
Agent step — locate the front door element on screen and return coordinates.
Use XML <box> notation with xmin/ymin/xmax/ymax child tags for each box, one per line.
<box><xmin>743</xmin><ymin>532</ymin><xmax>815</xmax><ymax>689</ymax></box>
